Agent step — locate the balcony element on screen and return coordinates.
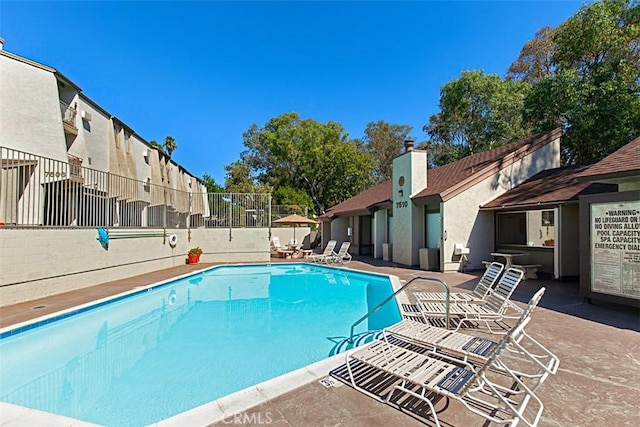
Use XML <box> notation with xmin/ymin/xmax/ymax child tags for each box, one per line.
<box><xmin>60</xmin><ymin>100</ymin><xmax>78</xmax><ymax>135</ymax></box>
<box><xmin>68</xmin><ymin>154</ymin><xmax>83</xmax><ymax>183</ymax></box>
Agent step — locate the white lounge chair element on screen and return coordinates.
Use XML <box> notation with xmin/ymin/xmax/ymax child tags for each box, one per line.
<box><xmin>327</xmin><ymin>241</ymin><xmax>352</xmax><ymax>264</ymax></box>
<box><xmin>414</xmin><ymin>261</ymin><xmax>504</xmax><ymax>303</ymax></box>
<box><xmin>345</xmin><ymin>318</ymin><xmax>545</xmax><ymax>427</ymax></box>
<box><xmin>417</xmin><ymin>267</ymin><xmax>525</xmax><ymax>333</ymax></box>
<box><xmin>383</xmin><ymin>287</ymin><xmax>559</xmax><ymax>390</ymax></box>
<box><xmin>306</xmin><ymin>240</ymin><xmax>337</xmax><ymax>263</ymax></box>
<box><xmin>270</xmin><ymin>236</ymin><xmax>293</xmax><ymax>258</ymax></box>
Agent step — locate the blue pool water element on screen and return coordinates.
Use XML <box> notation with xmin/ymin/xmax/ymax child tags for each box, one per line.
<box><xmin>0</xmin><ymin>263</ymin><xmax>400</xmax><ymax>426</ymax></box>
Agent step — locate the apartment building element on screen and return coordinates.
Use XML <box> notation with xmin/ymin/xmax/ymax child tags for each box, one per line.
<box><xmin>0</xmin><ymin>37</ymin><xmax>208</xmax><ymax>228</ymax></box>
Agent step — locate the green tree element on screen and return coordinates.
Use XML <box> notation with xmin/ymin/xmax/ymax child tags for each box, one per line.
<box><xmin>424</xmin><ymin>70</ymin><xmax>532</xmax><ymax>166</ymax></box>
<box><xmin>201</xmin><ymin>173</ymin><xmax>225</xmax><ymax>193</ymax></box>
<box><xmin>362</xmin><ymin>120</ymin><xmax>413</xmax><ymax>182</ymax></box>
<box><xmin>273</xmin><ymin>185</ymin><xmax>314</xmax><ymax>216</ymax></box>
<box><xmin>224</xmin><ymin>161</ymin><xmax>271</xmax><ymax>193</ymax></box>
<box><xmin>507</xmin><ymin>26</ymin><xmax>556</xmax><ymax>85</ymax></box>
<box><xmin>236</xmin><ymin>112</ymin><xmax>375</xmax><ymax>214</ymax></box>
<box><xmin>163</xmin><ymin>136</ymin><xmax>177</xmax><ymax>157</ymax></box>
<box><xmin>522</xmin><ymin>0</ymin><xmax>640</xmax><ymax>164</ymax></box>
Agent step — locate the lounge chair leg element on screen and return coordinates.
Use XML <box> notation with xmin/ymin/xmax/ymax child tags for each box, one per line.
<box><xmin>390</xmin><ymin>383</ymin><xmax>442</xmax><ymax>427</ymax></box>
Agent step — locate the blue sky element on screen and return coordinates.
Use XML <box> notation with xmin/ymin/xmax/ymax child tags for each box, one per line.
<box><xmin>1</xmin><ymin>1</ymin><xmax>582</xmax><ymax>184</ymax></box>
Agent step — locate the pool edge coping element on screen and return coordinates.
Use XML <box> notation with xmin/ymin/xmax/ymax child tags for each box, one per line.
<box><xmin>0</xmin><ymin>262</ymin><xmax>405</xmax><ymax>426</ymax></box>
<box><xmin>0</xmin><ymin>264</ymin><xmax>218</xmax><ymax>336</ymax></box>
<box><xmin>152</xmin><ymin>349</ymin><xmax>350</xmax><ymax>426</ymax></box>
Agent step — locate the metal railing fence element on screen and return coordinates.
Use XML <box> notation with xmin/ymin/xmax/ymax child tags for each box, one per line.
<box><xmin>0</xmin><ymin>146</ymin><xmax>271</xmax><ymax>229</ymax></box>
<box><xmin>271</xmin><ymin>204</ymin><xmax>310</xmax><ymax>220</ymax></box>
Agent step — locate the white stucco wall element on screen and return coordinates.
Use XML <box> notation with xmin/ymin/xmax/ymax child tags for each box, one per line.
<box><xmin>392</xmin><ymin>150</ymin><xmax>428</xmax><ymax>266</ymax></box>
<box><xmin>0</xmin><ymin>228</ymin><xmax>271</xmax><ymax>306</ymax></box>
<box><xmin>0</xmin><ymin>53</ymin><xmax>67</xmax><ymax>161</ymax></box>
<box><xmin>131</xmin><ymin>134</ymin><xmax>152</xmax><ymax>184</ymax></box>
<box><xmin>329</xmin><ymin>216</ymin><xmax>349</xmax><ymax>249</ymax></box>
<box><xmin>67</xmin><ymin>96</ymin><xmax>111</xmax><ymax>173</ymax></box>
<box><xmin>441</xmin><ymin>138</ymin><xmax>561</xmax><ymax>271</ymax></box>
<box><xmin>270</xmin><ymin>227</ymin><xmax>312</xmax><ymax>248</ymax></box>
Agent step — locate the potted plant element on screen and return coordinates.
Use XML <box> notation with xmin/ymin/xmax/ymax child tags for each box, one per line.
<box><xmin>187</xmin><ymin>247</ymin><xmax>203</xmax><ymax>264</ymax></box>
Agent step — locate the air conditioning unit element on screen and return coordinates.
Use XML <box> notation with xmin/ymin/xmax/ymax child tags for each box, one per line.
<box><xmin>81</xmin><ymin>110</ymin><xmax>92</xmax><ymax>121</ymax></box>
<box><xmin>143</xmin><ymin>148</ymin><xmax>151</xmax><ymax>160</ymax></box>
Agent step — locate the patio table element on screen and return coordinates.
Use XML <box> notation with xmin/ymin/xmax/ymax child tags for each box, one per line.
<box><xmin>491</xmin><ymin>252</ymin><xmax>528</xmax><ymax>269</ymax></box>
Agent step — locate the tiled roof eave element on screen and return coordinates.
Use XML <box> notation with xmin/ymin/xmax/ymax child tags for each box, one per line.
<box><xmin>0</xmin><ymin>50</ymin><xmax>56</xmax><ymax>73</ymax></box>
<box><xmin>577</xmin><ymin>169</ymin><xmax>640</xmax><ymax>183</ymax></box>
<box><xmin>480</xmin><ymin>200</ymin><xmax>577</xmax><ymax>211</ymax></box>
<box><xmin>410</xmin><ymin>194</ymin><xmax>443</xmax><ymax>205</ymax></box>
<box><xmin>319</xmin><ymin>199</ymin><xmax>391</xmax><ymax>221</ymax></box>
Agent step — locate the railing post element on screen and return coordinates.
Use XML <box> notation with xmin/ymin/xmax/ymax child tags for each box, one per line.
<box><xmin>348</xmin><ymin>276</ymin><xmax>451</xmax><ymax>343</ymax></box>
<box><xmin>268</xmin><ymin>193</ymin><xmax>272</xmax><ymax>239</ymax></box>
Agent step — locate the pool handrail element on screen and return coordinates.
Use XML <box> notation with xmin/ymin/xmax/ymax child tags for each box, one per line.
<box><xmin>348</xmin><ymin>276</ymin><xmax>451</xmax><ymax>343</ymax></box>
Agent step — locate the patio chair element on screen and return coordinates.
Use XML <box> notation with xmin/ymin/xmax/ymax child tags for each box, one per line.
<box><xmin>327</xmin><ymin>241</ymin><xmax>352</xmax><ymax>264</ymax></box>
<box><xmin>345</xmin><ymin>318</ymin><xmax>545</xmax><ymax>427</ymax></box>
<box><xmin>270</xmin><ymin>236</ymin><xmax>282</xmax><ymax>253</ymax></box>
<box><xmin>417</xmin><ymin>267</ymin><xmax>525</xmax><ymax>333</ymax></box>
<box><xmin>383</xmin><ymin>287</ymin><xmax>559</xmax><ymax>390</ymax></box>
<box><xmin>413</xmin><ymin>262</ymin><xmax>504</xmax><ymax>303</ymax></box>
<box><xmin>270</xmin><ymin>236</ymin><xmax>293</xmax><ymax>258</ymax></box>
<box><xmin>306</xmin><ymin>240</ymin><xmax>337</xmax><ymax>263</ymax></box>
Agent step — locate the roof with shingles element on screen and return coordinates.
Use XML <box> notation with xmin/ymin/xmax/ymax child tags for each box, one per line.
<box><xmin>482</xmin><ymin>165</ymin><xmax>617</xmax><ymax>209</ymax></box>
<box><xmin>414</xmin><ymin>128</ymin><xmax>562</xmax><ymax>200</ymax></box>
<box><xmin>321</xmin><ymin>128</ymin><xmax>562</xmax><ymax>219</ymax></box>
<box><xmin>319</xmin><ymin>180</ymin><xmax>392</xmax><ymax>220</ymax></box>
<box><xmin>576</xmin><ymin>137</ymin><xmax>640</xmax><ymax>181</ymax></box>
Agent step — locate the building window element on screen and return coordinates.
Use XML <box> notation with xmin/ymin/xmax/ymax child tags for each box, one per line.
<box><xmin>542</xmin><ymin>210</ymin><xmax>554</xmax><ymax>226</ymax></box>
<box><xmin>497</xmin><ymin>210</ymin><xmax>555</xmax><ymax>248</ymax></box>
<box><xmin>124</xmin><ymin>131</ymin><xmax>131</xmax><ymax>153</ymax></box>
<box><xmin>496</xmin><ymin>213</ymin><xmax>527</xmax><ymax>245</ymax></box>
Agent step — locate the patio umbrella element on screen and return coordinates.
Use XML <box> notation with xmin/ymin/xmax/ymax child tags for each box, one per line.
<box><xmin>273</xmin><ymin>213</ymin><xmax>318</xmax><ymax>243</ymax></box>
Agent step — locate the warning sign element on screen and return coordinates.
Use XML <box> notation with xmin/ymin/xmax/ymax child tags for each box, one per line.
<box><xmin>591</xmin><ymin>201</ymin><xmax>640</xmax><ymax>298</ymax></box>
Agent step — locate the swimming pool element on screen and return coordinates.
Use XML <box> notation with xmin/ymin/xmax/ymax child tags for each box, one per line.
<box><xmin>0</xmin><ymin>263</ymin><xmax>401</xmax><ymax>426</ymax></box>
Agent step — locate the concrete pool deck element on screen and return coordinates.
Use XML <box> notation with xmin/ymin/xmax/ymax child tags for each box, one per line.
<box><xmin>1</xmin><ymin>258</ymin><xmax>639</xmax><ymax>426</ymax></box>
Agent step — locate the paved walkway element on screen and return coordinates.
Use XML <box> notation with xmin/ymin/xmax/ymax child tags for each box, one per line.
<box><xmin>1</xmin><ymin>258</ymin><xmax>639</xmax><ymax>426</ymax></box>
